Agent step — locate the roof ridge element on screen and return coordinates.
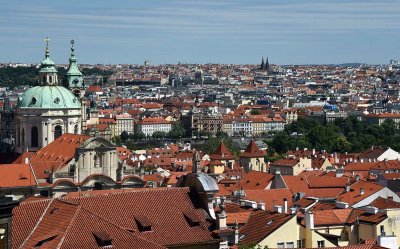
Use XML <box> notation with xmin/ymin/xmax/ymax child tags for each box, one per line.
<box><xmin>19</xmin><ymin>198</ymin><xmax>54</xmax><ymax>248</ymax></box>
<box><xmin>56</xmin><ymin>204</ymin><xmax>82</xmax><ymax>249</ymax></box>
<box><xmin>63</xmin><ymin>187</ymin><xmax>190</xmax><ymax>200</ymax></box>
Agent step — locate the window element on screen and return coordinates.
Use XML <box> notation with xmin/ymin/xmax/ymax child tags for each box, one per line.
<box><xmin>287</xmin><ymin>242</ymin><xmax>294</xmax><ymax>248</ymax></box>
<box><xmin>297</xmin><ymin>239</ymin><xmax>305</xmax><ymax>248</ymax></box>
<box><xmin>317</xmin><ymin>240</ymin><xmax>325</xmax><ymax>248</ymax></box>
<box><xmin>54</xmin><ymin>125</ymin><xmax>62</xmax><ymax>140</ymax></box>
<box><xmin>277</xmin><ymin>242</ymin><xmax>285</xmax><ymax>248</ymax></box>
<box><xmin>74</xmin><ymin>124</ymin><xmax>78</xmax><ymax>134</ymax></box>
<box><xmin>380</xmin><ymin>225</ymin><xmax>385</xmax><ymax>235</ymax></box>
<box><xmin>31</xmin><ymin>126</ymin><xmax>38</xmax><ymax>147</ymax></box>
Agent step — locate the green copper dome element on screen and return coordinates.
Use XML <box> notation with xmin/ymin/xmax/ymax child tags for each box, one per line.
<box><xmin>17</xmin><ymin>86</ymin><xmax>81</xmax><ymax>109</ymax></box>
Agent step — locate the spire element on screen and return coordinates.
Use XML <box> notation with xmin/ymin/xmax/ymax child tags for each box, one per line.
<box><xmin>39</xmin><ymin>37</ymin><xmax>58</xmax><ymax>85</ymax></box>
<box><xmin>66</xmin><ymin>39</ymin><xmax>84</xmax><ymax>90</ymax></box>
<box><xmin>260</xmin><ymin>57</ymin><xmax>265</xmax><ymax>70</ymax></box>
<box><xmin>266</xmin><ymin>57</ymin><xmax>270</xmax><ymax>71</ymax></box>
<box><xmin>44</xmin><ymin>37</ymin><xmax>50</xmax><ymax>59</ymax></box>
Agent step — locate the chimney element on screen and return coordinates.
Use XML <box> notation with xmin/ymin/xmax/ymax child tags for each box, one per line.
<box><xmin>312</xmin><ymin>149</ymin><xmax>315</xmax><ymax>155</ymax></box>
<box><xmin>283</xmin><ymin>198</ymin><xmax>288</xmax><ymax>213</ymax></box>
<box><xmin>24</xmin><ymin>157</ymin><xmax>29</xmax><ymax>164</ymax></box>
<box><xmin>274</xmin><ymin>205</ymin><xmax>283</xmax><ymax>213</ymax></box>
<box><xmin>304</xmin><ymin>148</ymin><xmax>307</xmax><ymax>151</ymax></box>
<box><xmin>360</xmin><ymin>187</ymin><xmax>365</xmax><ymax>196</ymax></box>
<box><xmin>346</xmin><ymin>184</ymin><xmax>351</xmax><ymax>192</ymax></box>
<box><xmin>304</xmin><ymin>211</ymin><xmax>314</xmax><ymax>229</ymax></box>
<box><xmin>289</xmin><ymin>207</ymin><xmax>297</xmax><ymax>214</ymax></box>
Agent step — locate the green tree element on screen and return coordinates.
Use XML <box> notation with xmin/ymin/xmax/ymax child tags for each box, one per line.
<box><xmin>111</xmin><ymin>136</ymin><xmax>121</xmax><ymax>146</ymax></box>
<box><xmin>152</xmin><ymin>131</ymin><xmax>167</xmax><ymax>139</ymax></box>
<box><xmin>120</xmin><ymin>131</ymin><xmax>129</xmax><ymax>141</ymax></box>
<box><xmin>168</xmin><ymin>122</ymin><xmax>186</xmax><ymax>139</ymax></box>
<box><xmin>133</xmin><ymin>132</ymin><xmax>146</xmax><ymax>140</ymax></box>
<box><xmin>201</xmin><ymin>137</ymin><xmax>236</xmax><ymax>155</ymax></box>
<box><xmin>250</xmin><ymin>109</ymin><xmax>261</xmax><ymax>115</ymax></box>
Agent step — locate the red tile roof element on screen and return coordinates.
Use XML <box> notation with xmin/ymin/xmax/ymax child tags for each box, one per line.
<box><xmin>29</xmin><ymin>134</ymin><xmax>91</xmax><ymax>179</ymax></box>
<box><xmin>0</xmin><ymin>164</ymin><xmax>36</xmax><ymax>188</ymax></box>
<box><xmin>239</xmin><ymin>140</ymin><xmax>266</xmax><ymax>158</ymax></box>
<box><xmin>13</xmin><ymin>187</ymin><xmax>219</xmax><ymax>248</ymax></box>
<box><xmin>236</xmin><ymin>171</ymin><xmax>274</xmax><ymax>190</ymax></box>
<box><xmin>244</xmin><ymin>189</ymin><xmax>293</xmax><ymax>212</ymax></box>
<box><xmin>210</xmin><ymin>142</ymin><xmax>235</xmax><ymax>160</ymax></box>
<box><xmin>239</xmin><ymin>210</ymin><xmax>294</xmax><ymax>245</ymax></box>
<box><xmin>18</xmin><ymin>199</ymin><xmax>166</xmax><ymax>249</ymax></box>
<box><xmin>337</xmin><ymin>181</ymin><xmax>385</xmax><ymax>205</ymax></box>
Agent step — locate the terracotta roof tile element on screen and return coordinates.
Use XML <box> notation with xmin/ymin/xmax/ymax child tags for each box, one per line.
<box><xmin>239</xmin><ymin>140</ymin><xmax>267</xmax><ymax>158</ymax></box>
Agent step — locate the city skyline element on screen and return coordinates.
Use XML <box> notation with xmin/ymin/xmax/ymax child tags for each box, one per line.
<box><xmin>0</xmin><ymin>0</ymin><xmax>399</xmax><ymax>65</ymax></box>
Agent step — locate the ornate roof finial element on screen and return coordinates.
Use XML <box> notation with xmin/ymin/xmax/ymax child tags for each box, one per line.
<box><xmin>70</xmin><ymin>39</ymin><xmax>75</xmax><ymax>55</ymax></box>
<box><xmin>44</xmin><ymin>37</ymin><xmax>50</xmax><ymax>57</ymax></box>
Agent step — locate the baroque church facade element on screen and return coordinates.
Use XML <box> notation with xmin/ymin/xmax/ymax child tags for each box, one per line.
<box><xmin>15</xmin><ymin>39</ymin><xmax>85</xmax><ymax>153</ymax></box>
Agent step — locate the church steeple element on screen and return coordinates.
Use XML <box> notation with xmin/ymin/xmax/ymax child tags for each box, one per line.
<box><xmin>265</xmin><ymin>57</ymin><xmax>270</xmax><ymax>72</ymax></box>
<box><xmin>39</xmin><ymin>37</ymin><xmax>58</xmax><ymax>86</ymax></box>
<box><xmin>66</xmin><ymin>39</ymin><xmax>84</xmax><ymax>94</ymax></box>
<box><xmin>260</xmin><ymin>57</ymin><xmax>265</xmax><ymax>70</ymax></box>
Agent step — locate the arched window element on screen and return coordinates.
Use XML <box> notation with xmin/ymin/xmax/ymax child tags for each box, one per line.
<box><xmin>74</xmin><ymin>124</ymin><xmax>78</xmax><ymax>134</ymax></box>
<box><xmin>31</xmin><ymin>126</ymin><xmax>38</xmax><ymax>147</ymax></box>
<box><xmin>49</xmin><ymin>76</ymin><xmax>53</xmax><ymax>83</ymax></box>
<box><xmin>43</xmin><ymin>75</ymin><xmax>46</xmax><ymax>84</ymax></box>
<box><xmin>54</xmin><ymin>125</ymin><xmax>62</xmax><ymax>140</ymax></box>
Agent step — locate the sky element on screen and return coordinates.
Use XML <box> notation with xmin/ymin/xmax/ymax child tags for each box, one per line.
<box><xmin>0</xmin><ymin>0</ymin><xmax>399</xmax><ymax>65</ymax></box>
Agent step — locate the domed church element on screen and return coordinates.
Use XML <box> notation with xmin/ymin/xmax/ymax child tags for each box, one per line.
<box><xmin>15</xmin><ymin>38</ymin><xmax>84</xmax><ymax>153</ymax></box>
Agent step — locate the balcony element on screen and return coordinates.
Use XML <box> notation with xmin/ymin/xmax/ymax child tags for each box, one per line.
<box><xmin>54</xmin><ymin>172</ymin><xmax>75</xmax><ymax>179</ymax></box>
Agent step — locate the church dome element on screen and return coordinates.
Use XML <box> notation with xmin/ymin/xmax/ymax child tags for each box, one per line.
<box><xmin>17</xmin><ymin>85</ymin><xmax>80</xmax><ymax>109</ymax></box>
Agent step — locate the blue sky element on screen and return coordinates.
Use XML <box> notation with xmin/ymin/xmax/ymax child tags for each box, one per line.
<box><xmin>0</xmin><ymin>0</ymin><xmax>399</xmax><ymax>65</ymax></box>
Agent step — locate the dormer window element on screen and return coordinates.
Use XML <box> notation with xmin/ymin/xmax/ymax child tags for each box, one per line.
<box><xmin>93</xmin><ymin>231</ymin><xmax>112</xmax><ymax>247</ymax></box>
<box><xmin>54</xmin><ymin>97</ymin><xmax>60</xmax><ymax>104</ymax></box>
<box><xmin>183</xmin><ymin>210</ymin><xmax>201</xmax><ymax>227</ymax></box>
<box><xmin>31</xmin><ymin>97</ymin><xmax>37</xmax><ymax>105</ymax></box>
<box><xmin>135</xmin><ymin>215</ymin><xmax>153</xmax><ymax>232</ymax></box>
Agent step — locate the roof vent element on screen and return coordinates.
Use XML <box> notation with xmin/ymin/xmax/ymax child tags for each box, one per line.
<box><xmin>93</xmin><ymin>230</ymin><xmax>112</xmax><ymax>247</ymax></box>
<box><xmin>34</xmin><ymin>233</ymin><xmax>58</xmax><ymax>248</ymax></box>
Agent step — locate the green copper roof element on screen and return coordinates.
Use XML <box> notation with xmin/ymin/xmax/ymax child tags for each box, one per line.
<box><xmin>17</xmin><ymin>86</ymin><xmax>81</xmax><ymax>109</ymax></box>
<box><xmin>66</xmin><ymin>40</ymin><xmax>84</xmax><ymax>89</ymax></box>
<box><xmin>39</xmin><ymin>38</ymin><xmax>58</xmax><ymax>74</ymax></box>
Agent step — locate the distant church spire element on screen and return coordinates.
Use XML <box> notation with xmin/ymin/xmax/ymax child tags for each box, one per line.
<box><xmin>260</xmin><ymin>57</ymin><xmax>265</xmax><ymax>70</ymax></box>
<box><xmin>265</xmin><ymin>57</ymin><xmax>270</xmax><ymax>71</ymax></box>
